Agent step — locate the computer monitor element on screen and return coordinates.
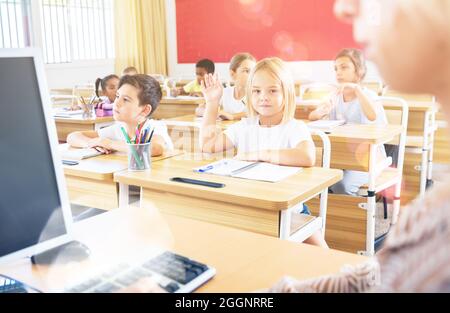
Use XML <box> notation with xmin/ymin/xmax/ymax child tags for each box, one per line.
<box><xmin>0</xmin><ymin>48</ymin><xmax>74</xmax><ymax>265</ymax></box>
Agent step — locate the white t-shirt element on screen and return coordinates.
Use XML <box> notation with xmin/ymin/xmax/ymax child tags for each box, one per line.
<box><xmin>329</xmin><ymin>88</ymin><xmax>387</xmax><ymax>159</ymax></box>
<box><xmin>224</xmin><ymin>117</ymin><xmax>313</xmax><ymax>153</ymax></box>
<box><xmin>329</xmin><ymin>88</ymin><xmax>387</xmax><ymax>125</ymax></box>
<box><xmin>221</xmin><ymin>86</ymin><xmax>246</xmax><ymax>114</ymax></box>
<box><xmin>98</xmin><ymin>119</ymin><xmax>174</xmax><ymax>150</ymax></box>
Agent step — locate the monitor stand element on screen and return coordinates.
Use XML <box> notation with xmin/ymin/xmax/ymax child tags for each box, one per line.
<box><xmin>30</xmin><ymin>241</ymin><xmax>91</xmax><ymax>265</ymax></box>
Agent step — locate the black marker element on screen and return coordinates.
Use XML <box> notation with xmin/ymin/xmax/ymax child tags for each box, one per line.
<box><xmin>170</xmin><ymin>177</ymin><xmax>225</xmax><ymax>189</ymax></box>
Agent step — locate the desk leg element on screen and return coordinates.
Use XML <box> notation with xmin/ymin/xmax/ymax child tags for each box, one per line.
<box><xmin>119</xmin><ymin>183</ymin><xmax>129</xmax><ymax>209</ymax></box>
<box><xmin>319</xmin><ymin>189</ymin><xmax>328</xmax><ymax>238</ymax></box>
<box><xmin>419</xmin><ymin>111</ymin><xmax>431</xmax><ymax>198</ymax></box>
<box><xmin>280</xmin><ymin>209</ymin><xmax>292</xmax><ymax>240</ymax></box>
<box><xmin>280</xmin><ymin>198</ymin><xmax>325</xmax><ymax>243</ymax></box>
<box><xmin>426</xmin><ymin>111</ymin><xmax>436</xmax><ymax>188</ymax></box>
<box><xmin>364</xmin><ymin>144</ymin><xmax>378</xmax><ymax>257</ymax></box>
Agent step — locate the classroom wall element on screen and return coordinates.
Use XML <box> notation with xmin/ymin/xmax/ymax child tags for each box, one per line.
<box><xmin>166</xmin><ymin>0</ymin><xmax>382</xmax><ymax>82</ymax></box>
<box><xmin>45</xmin><ymin>60</ymin><xmax>115</xmax><ymax>90</ymax></box>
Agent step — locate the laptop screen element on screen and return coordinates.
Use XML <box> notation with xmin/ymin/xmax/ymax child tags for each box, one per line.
<box><xmin>0</xmin><ymin>57</ymin><xmax>67</xmax><ymax>258</ymax></box>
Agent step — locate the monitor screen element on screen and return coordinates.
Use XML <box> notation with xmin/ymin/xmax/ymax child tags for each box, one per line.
<box><xmin>0</xmin><ymin>55</ymin><xmax>69</xmax><ymax>259</ymax></box>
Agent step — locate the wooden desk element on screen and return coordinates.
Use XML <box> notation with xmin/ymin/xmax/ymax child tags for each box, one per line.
<box><xmin>389</xmin><ymin>101</ymin><xmax>438</xmax><ymax>203</ymax></box>
<box><xmin>60</xmin><ymin>146</ymin><xmax>184</xmax><ymax>210</ymax></box>
<box><xmin>295</xmin><ymin>105</ymin><xmax>405</xmax><ymax>254</ymax></box>
<box><xmin>434</xmin><ymin>110</ymin><xmax>450</xmax><ymax>165</ymax></box>
<box><xmin>166</xmin><ymin>114</ymin><xmax>236</xmax><ymax>154</ymax></box>
<box><xmin>54</xmin><ymin>116</ymin><xmax>114</xmax><ymax>142</ymax></box>
<box><xmin>114</xmin><ymin>155</ymin><xmax>342</xmax><ymax>241</ymax></box>
<box><xmin>322</xmin><ymin>124</ymin><xmax>404</xmax><ymax>171</ymax></box>
<box><xmin>153</xmin><ymin>97</ymin><xmax>205</xmax><ymax>120</ymax></box>
<box><xmin>315</xmin><ymin>124</ymin><xmax>403</xmax><ymax>255</ymax></box>
<box><xmin>296</xmin><ymin>99</ymin><xmax>437</xmax><ymax>203</ymax></box>
<box><xmin>166</xmin><ymin>116</ymin><xmax>402</xmax><ymax>255</ymax></box>
<box><xmin>0</xmin><ymin>206</ymin><xmax>367</xmax><ymax>293</ymax></box>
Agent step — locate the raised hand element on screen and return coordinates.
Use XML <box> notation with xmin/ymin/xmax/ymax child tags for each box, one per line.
<box><xmin>201</xmin><ymin>73</ymin><xmax>223</xmax><ymax>104</ymax></box>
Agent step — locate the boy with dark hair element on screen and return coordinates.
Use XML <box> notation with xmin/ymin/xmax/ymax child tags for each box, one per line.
<box><xmin>180</xmin><ymin>58</ymin><xmax>215</xmax><ymax>97</ymax></box>
<box><xmin>67</xmin><ymin>74</ymin><xmax>173</xmax><ymax>157</ymax></box>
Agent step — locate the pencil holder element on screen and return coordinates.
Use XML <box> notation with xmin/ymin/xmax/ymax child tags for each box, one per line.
<box><xmin>127</xmin><ymin>142</ymin><xmax>151</xmax><ymax>171</ymax></box>
<box><xmin>82</xmin><ymin>103</ymin><xmax>95</xmax><ymax>119</ymax></box>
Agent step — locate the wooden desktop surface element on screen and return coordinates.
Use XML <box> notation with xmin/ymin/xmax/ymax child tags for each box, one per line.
<box><xmin>54</xmin><ymin>116</ymin><xmax>115</xmax><ymax>142</ymax></box>
<box><xmin>166</xmin><ymin>114</ymin><xmax>236</xmax><ymax>129</ymax></box>
<box><xmin>166</xmin><ymin>116</ymin><xmax>403</xmax><ymax>171</ymax></box>
<box><xmin>114</xmin><ymin>155</ymin><xmax>342</xmax><ymax>237</ymax></box>
<box><xmin>60</xmin><ymin>146</ymin><xmax>184</xmax><ymax>210</ymax></box>
<box><xmin>114</xmin><ymin>155</ymin><xmax>343</xmax><ymax>211</ymax></box>
<box><xmin>54</xmin><ymin>116</ymin><xmax>115</xmax><ymax>124</ymax></box>
<box><xmin>154</xmin><ymin>98</ymin><xmax>205</xmax><ymax>120</ymax></box>
<box><xmin>0</xmin><ymin>207</ymin><xmax>367</xmax><ymax>293</ymax></box>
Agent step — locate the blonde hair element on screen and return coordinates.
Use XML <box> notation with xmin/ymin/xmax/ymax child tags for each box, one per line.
<box><xmin>246</xmin><ymin>57</ymin><xmax>296</xmax><ymax>124</ymax></box>
<box><xmin>229</xmin><ymin>53</ymin><xmax>256</xmax><ymax>72</ymax></box>
<box><xmin>335</xmin><ymin>48</ymin><xmax>367</xmax><ymax>81</ymax></box>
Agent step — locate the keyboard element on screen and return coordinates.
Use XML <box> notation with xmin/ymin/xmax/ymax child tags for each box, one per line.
<box><xmin>0</xmin><ymin>276</ymin><xmax>29</xmax><ymax>293</ymax></box>
<box><xmin>65</xmin><ymin>251</ymin><xmax>216</xmax><ymax>293</ymax></box>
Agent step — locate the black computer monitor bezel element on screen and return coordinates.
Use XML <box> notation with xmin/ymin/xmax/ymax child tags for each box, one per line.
<box><xmin>0</xmin><ymin>48</ymin><xmax>74</xmax><ymax>265</ymax></box>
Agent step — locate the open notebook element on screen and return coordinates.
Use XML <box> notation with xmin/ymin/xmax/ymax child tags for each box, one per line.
<box><xmin>307</xmin><ymin>119</ymin><xmax>346</xmax><ymax>132</ymax></box>
<box><xmin>194</xmin><ymin>159</ymin><xmax>301</xmax><ymax>183</ymax></box>
<box><xmin>60</xmin><ymin>147</ymin><xmax>103</xmax><ymax>161</ymax></box>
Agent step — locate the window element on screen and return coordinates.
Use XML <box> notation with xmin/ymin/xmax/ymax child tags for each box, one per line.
<box><xmin>0</xmin><ymin>0</ymin><xmax>32</xmax><ymax>48</ymax></box>
<box><xmin>41</xmin><ymin>0</ymin><xmax>114</xmax><ymax>64</ymax></box>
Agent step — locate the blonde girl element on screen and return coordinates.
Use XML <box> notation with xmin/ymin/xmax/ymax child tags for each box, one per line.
<box><xmin>200</xmin><ymin>57</ymin><xmax>327</xmax><ymax>248</ymax></box>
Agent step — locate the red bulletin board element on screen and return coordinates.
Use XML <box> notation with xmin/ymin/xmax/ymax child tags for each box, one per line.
<box><xmin>175</xmin><ymin>0</ymin><xmax>359</xmax><ymax>63</ymax></box>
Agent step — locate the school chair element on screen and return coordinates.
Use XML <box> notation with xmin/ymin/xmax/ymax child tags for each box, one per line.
<box><xmin>361</xmin><ymin>81</ymin><xmax>384</xmax><ymax>96</ymax></box>
<box><xmin>383</xmin><ymin>89</ymin><xmax>436</xmax><ymax>102</ymax></box>
<box><xmin>383</xmin><ymin>89</ymin><xmax>438</xmax><ymax>199</ymax></box>
<box><xmin>50</xmin><ymin>88</ymin><xmax>76</xmax><ymax>108</ymax></box>
<box><xmin>306</xmin><ymin>97</ymin><xmax>408</xmax><ymax>255</ymax></box>
<box><xmin>361</xmin><ymin>97</ymin><xmax>409</xmax><ymax>251</ymax></box>
<box><xmin>299</xmin><ymin>83</ymin><xmax>337</xmax><ymax>101</ymax></box>
<box><xmin>282</xmin><ymin>129</ymin><xmax>331</xmax><ymax>243</ymax></box>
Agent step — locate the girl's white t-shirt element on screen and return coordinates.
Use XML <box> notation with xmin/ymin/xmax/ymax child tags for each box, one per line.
<box><xmin>224</xmin><ymin>117</ymin><xmax>313</xmax><ymax>153</ymax></box>
<box><xmin>98</xmin><ymin>119</ymin><xmax>174</xmax><ymax>150</ymax></box>
<box><xmin>221</xmin><ymin>86</ymin><xmax>247</xmax><ymax>114</ymax></box>
<box><xmin>329</xmin><ymin>87</ymin><xmax>387</xmax><ymax>158</ymax></box>
<box><xmin>329</xmin><ymin>88</ymin><xmax>387</xmax><ymax>125</ymax></box>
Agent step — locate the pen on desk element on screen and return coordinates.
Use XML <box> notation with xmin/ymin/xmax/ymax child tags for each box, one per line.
<box><xmin>198</xmin><ymin>165</ymin><xmax>214</xmax><ymax>173</ymax></box>
<box><xmin>148</xmin><ymin>128</ymin><xmax>155</xmax><ymax>143</ymax></box>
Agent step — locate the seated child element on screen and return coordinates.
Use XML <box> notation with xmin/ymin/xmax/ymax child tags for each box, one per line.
<box><xmin>180</xmin><ymin>59</ymin><xmax>215</xmax><ymax>97</ymax></box>
<box><xmin>199</xmin><ymin>57</ymin><xmax>327</xmax><ymax>248</ymax></box>
<box><xmin>196</xmin><ymin>53</ymin><xmax>256</xmax><ymax>120</ymax></box>
<box><xmin>122</xmin><ymin>66</ymin><xmax>138</xmax><ymax>76</ymax></box>
<box><xmin>93</xmin><ymin>74</ymin><xmax>120</xmax><ymax>116</ymax></box>
<box><xmin>67</xmin><ymin>74</ymin><xmax>173</xmax><ymax>157</ymax></box>
<box><xmin>309</xmin><ymin>48</ymin><xmax>388</xmax><ymax>195</ymax></box>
